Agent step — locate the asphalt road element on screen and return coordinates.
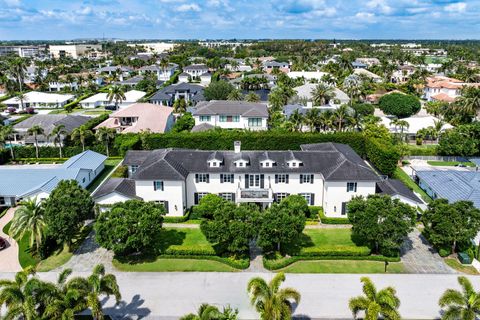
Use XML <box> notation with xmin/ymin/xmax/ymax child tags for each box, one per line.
<box><xmin>1</xmin><ymin>271</ymin><xmax>479</xmax><ymax>319</ymax></box>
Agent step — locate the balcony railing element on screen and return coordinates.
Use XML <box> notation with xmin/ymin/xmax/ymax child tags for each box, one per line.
<box><xmin>240</xmin><ymin>189</ymin><xmax>270</xmax><ymax>199</ymax></box>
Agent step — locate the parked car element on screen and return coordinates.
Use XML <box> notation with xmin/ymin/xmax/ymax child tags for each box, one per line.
<box><xmin>0</xmin><ymin>237</ymin><xmax>7</xmax><ymax>250</ymax></box>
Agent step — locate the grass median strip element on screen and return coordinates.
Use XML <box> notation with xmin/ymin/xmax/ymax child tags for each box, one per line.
<box><xmin>281</xmin><ymin>260</ymin><xmax>406</xmax><ymax>274</ymax></box>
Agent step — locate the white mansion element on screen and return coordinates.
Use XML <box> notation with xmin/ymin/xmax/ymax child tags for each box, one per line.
<box><xmin>93</xmin><ymin>142</ymin><xmax>396</xmax><ymax>217</ymax></box>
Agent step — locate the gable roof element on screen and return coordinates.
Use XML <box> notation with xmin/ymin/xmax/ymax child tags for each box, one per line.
<box><xmin>192</xmin><ymin>100</ymin><xmax>268</xmax><ymax>117</ymax></box>
<box><xmin>124</xmin><ymin>143</ymin><xmax>379</xmax><ymax>182</ymax></box>
<box><xmin>376</xmin><ymin>179</ymin><xmax>422</xmax><ymax>204</ymax></box>
<box><xmin>62</xmin><ymin>150</ymin><xmax>107</xmax><ymax>171</ymax></box>
<box><xmin>93</xmin><ymin>178</ymin><xmax>141</xmax><ymax>200</ymax></box>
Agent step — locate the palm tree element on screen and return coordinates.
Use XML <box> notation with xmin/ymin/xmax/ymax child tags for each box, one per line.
<box><xmin>180</xmin><ymin>303</ymin><xmax>223</xmax><ymax>320</ymax></box>
<box><xmin>8</xmin><ymin>56</ymin><xmax>27</xmax><ymax>100</ymax></box>
<box><xmin>311</xmin><ymin>83</ymin><xmax>335</xmax><ymax>106</ymax></box>
<box><xmin>343</xmin><ymin>75</ymin><xmax>362</xmax><ymax>105</ymax></box>
<box><xmin>173</xmin><ymin>98</ymin><xmax>188</xmax><ymax>114</ymax></box>
<box><xmin>84</xmin><ymin>264</ymin><xmax>121</xmax><ymax>320</ymax></box>
<box><xmin>333</xmin><ymin>105</ymin><xmax>350</xmax><ymax>132</ymax></box>
<box><xmin>247</xmin><ymin>272</ymin><xmax>300</xmax><ymax>320</ymax></box>
<box><xmin>457</xmin><ymin>86</ymin><xmax>480</xmax><ymax>118</ymax></box>
<box><xmin>27</xmin><ymin>125</ymin><xmax>44</xmax><ymax>158</ymax></box>
<box><xmin>304</xmin><ymin>108</ymin><xmax>320</xmax><ymax>132</ymax></box>
<box><xmin>96</xmin><ymin>127</ymin><xmax>116</xmax><ymax>157</ymax></box>
<box><xmin>0</xmin><ymin>125</ymin><xmax>15</xmax><ymax>159</ymax></box>
<box><xmin>9</xmin><ymin>198</ymin><xmax>46</xmax><ymax>254</ymax></box>
<box><xmin>287</xmin><ymin>109</ymin><xmax>304</xmax><ymax>132</ymax></box>
<box><xmin>71</xmin><ymin>126</ymin><xmax>93</xmax><ymax>152</ymax></box>
<box><xmin>107</xmin><ymin>85</ymin><xmax>126</xmax><ymax>110</ymax></box>
<box><xmin>245</xmin><ymin>92</ymin><xmax>261</xmax><ymax>103</ymax></box>
<box><xmin>50</xmin><ymin>124</ymin><xmax>67</xmax><ymax>158</ymax></box>
<box><xmin>0</xmin><ymin>267</ymin><xmax>55</xmax><ymax>320</ymax></box>
<box><xmin>227</xmin><ymin>89</ymin><xmax>243</xmax><ymax>101</ymax></box>
<box><xmin>439</xmin><ymin>276</ymin><xmax>480</xmax><ymax>320</ymax></box>
<box><xmin>268</xmin><ymin>90</ymin><xmax>286</xmax><ymax>112</ymax></box>
<box><xmin>349</xmin><ymin>277</ymin><xmax>401</xmax><ymax>320</ymax></box>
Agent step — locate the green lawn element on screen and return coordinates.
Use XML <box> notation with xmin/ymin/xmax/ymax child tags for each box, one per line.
<box><xmin>427</xmin><ymin>161</ymin><xmax>475</xmax><ymax>167</ymax></box>
<box><xmin>2</xmin><ymin>221</ymin><xmax>40</xmax><ymax>269</ymax></box>
<box><xmin>113</xmin><ymin>258</ymin><xmax>237</xmax><ymax>272</ymax></box>
<box><xmin>445</xmin><ymin>258</ymin><xmax>479</xmax><ymax>275</ymax></box>
<box><xmin>87</xmin><ymin>159</ymin><xmax>122</xmax><ymax>193</ymax></box>
<box><xmin>284</xmin><ymin>228</ymin><xmax>369</xmax><ymax>256</ymax></box>
<box><xmin>393</xmin><ymin>167</ymin><xmax>432</xmax><ymax>202</ymax></box>
<box><xmin>281</xmin><ymin>260</ymin><xmax>406</xmax><ymax>274</ymax></box>
<box><xmin>113</xmin><ymin>228</ymin><xmax>245</xmax><ymax>272</ymax></box>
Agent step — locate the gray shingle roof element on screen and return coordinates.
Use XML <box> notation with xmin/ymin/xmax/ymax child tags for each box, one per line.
<box><xmin>184</xmin><ymin>64</ymin><xmax>208</xmax><ymax>71</ymax></box>
<box><xmin>150</xmin><ymin>83</ymin><xmax>204</xmax><ymax>102</ymax></box>
<box><xmin>192</xmin><ymin>100</ymin><xmax>268</xmax><ymax>117</ymax></box>
<box><xmin>93</xmin><ymin>178</ymin><xmax>141</xmax><ymax>200</ymax></box>
<box><xmin>376</xmin><ymin>179</ymin><xmax>421</xmax><ymax>203</ymax></box>
<box><xmin>124</xmin><ymin>143</ymin><xmax>379</xmax><ymax>182</ymax></box>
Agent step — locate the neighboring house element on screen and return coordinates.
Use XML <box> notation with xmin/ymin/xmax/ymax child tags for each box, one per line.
<box><xmin>108</xmin><ymin>141</ymin><xmax>379</xmax><ymax>217</ymax></box>
<box><xmin>380</xmin><ymin>115</ymin><xmax>453</xmax><ymax>141</ymax></box>
<box><xmin>200</xmin><ymin>72</ymin><xmax>212</xmax><ymax>85</ymax></box>
<box><xmin>79</xmin><ymin>90</ymin><xmax>146</xmax><ymax>109</ymax></box>
<box><xmin>294</xmin><ymin>83</ymin><xmax>350</xmax><ymax>107</ymax></box>
<box><xmin>353</xmin><ymin>69</ymin><xmax>383</xmax><ymax>83</ymax></box>
<box><xmin>13</xmin><ymin>114</ymin><xmax>90</xmax><ymax>146</ymax></box>
<box><xmin>287</xmin><ymin>71</ymin><xmax>330</xmax><ymax>81</ymax></box>
<box><xmin>95</xmin><ymin>103</ymin><xmax>174</xmax><ymax>134</ymax></box>
<box><xmin>0</xmin><ymin>150</ymin><xmax>106</xmax><ymax>207</ymax></box>
<box><xmin>376</xmin><ymin>178</ymin><xmax>423</xmax><ymax>207</ymax></box>
<box><xmin>355</xmin><ymin>58</ymin><xmax>381</xmax><ymax>67</ymax></box>
<box><xmin>178</xmin><ymin>72</ymin><xmax>190</xmax><ymax>83</ymax></box>
<box><xmin>352</xmin><ymin>61</ymin><xmax>367</xmax><ymax>69</ymax></box>
<box><xmin>25</xmin><ymin>66</ymin><xmax>47</xmax><ymax>83</ymax></box>
<box><xmin>391</xmin><ymin>65</ymin><xmax>416</xmax><ymax>83</ymax></box>
<box><xmin>48</xmin><ymin>81</ymin><xmax>78</xmax><ymax>92</ymax></box>
<box><xmin>138</xmin><ymin>63</ymin><xmax>178</xmax><ymax>81</ymax></box>
<box><xmin>149</xmin><ymin>83</ymin><xmax>205</xmax><ymax>106</ymax></box>
<box><xmin>191</xmin><ymin>100</ymin><xmax>268</xmax><ymax>131</ymax></box>
<box><xmin>3</xmin><ymin>92</ymin><xmax>75</xmax><ymax>110</ymax></box>
<box><xmin>423</xmin><ymin>76</ymin><xmax>480</xmax><ymax>102</ymax></box>
<box><xmin>230</xmin><ymin>74</ymin><xmax>276</xmax><ymax>89</ymax></box>
<box><xmin>93</xmin><ymin>178</ymin><xmax>141</xmax><ymax>210</ymax></box>
<box><xmin>114</xmin><ymin>75</ymin><xmax>163</xmax><ymax>88</ymax></box>
<box><xmin>97</xmin><ymin>66</ymin><xmax>133</xmax><ymax>77</ymax></box>
<box><xmin>183</xmin><ymin>64</ymin><xmax>209</xmax><ymax>79</ymax></box>
<box><xmin>263</xmin><ymin>61</ymin><xmax>290</xmax><ymax>73</ymax></box>
<box><xmin>224</xmin><ymin>59</ymin><xmax>252</xmax><ymax>72</ymax></box>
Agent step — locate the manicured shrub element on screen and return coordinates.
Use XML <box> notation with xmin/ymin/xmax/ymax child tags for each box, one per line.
<box><xmin>155</xmin><ymin>254</ymin><xmax>249</xmax><ymax>269</ymax></box>
<box><xmin>365</xmin><ymin>138</ymin><xmax>400</xmax><ymax>177</ymax></box>
<box><xmin>263</xmin><ymin>255</ymin><xmax>401</xmax><ymax>270</ymax></box>
<box><xmin>438</xmin><ymin>248</ymin><xmax>450</xmax><ymax>257</ymax></box>
<box><xmin>378</xmin><ymin>93</ymin><xmax>421</xmax><ymax>118</ymax></box>
<box><xmin>319</xmin><ymin>211</ymin><xmax>350</xmax><ymax>225</ymax></box>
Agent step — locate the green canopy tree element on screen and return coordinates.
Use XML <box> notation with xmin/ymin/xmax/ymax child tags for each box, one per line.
<box><xmin>204</xmin><ymin>80</ymin><xmax>234</xmax><ymax>100</ymax></box>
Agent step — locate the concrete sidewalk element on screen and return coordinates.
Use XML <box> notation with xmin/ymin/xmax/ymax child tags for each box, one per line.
<box><xmin>1</xmin><ymin>271</ymin><xmax>478</xmax><ymax>319</ymax></box>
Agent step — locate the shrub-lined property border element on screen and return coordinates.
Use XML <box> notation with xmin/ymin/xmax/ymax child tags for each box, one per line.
<box><xmin>263</xmin><ymin>255</ymin><xmax>401</xmax><ymax>270</ymax></box>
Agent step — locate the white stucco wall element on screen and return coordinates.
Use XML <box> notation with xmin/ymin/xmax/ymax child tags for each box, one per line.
<box><xmin>323</xmin><ymin>181</ymin><xmax>377</xmax><ymax>217</ymax></box>
<box><xmin>135</xmin><ymin>180</ymin><xmax>185</xmax><ymax>216</ymax></box>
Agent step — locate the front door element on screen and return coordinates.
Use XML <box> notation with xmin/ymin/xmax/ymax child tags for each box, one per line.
<box><xmin>248</xmin><ymin>174</ymin><xmax>261</xmax><ymax>189</ymax></box>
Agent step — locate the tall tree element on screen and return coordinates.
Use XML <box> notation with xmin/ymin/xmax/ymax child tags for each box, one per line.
<box><xmin>247</xmin><ymin>272</ymin><xmax>301</xmax><ymax>320</ymax></box>
<box><xmin>245</xmin><ymin>92</ymin><xmax>261</xmax><ymax>103</ymax></box>
<box><xmin>27</xmin><ymin>125</ymin><xmax>44</xmax><ymax>158</ymax></box>
<box><xmin>107</xmin><ymin>85</ymin><xmax>126</xmax><ymax>110</ymax></box>
<box><xmin>0</xmin><ymin>125</ymin><xmax>15</xmax><ymax>159</ymax></box>
<box><xmin>71</xmin><ymin>126</ymin><xmax>93</xmax><ymax>152</ymax></box>
<box><xmin>9</xmin><ymin>198</ymin><xmax>46</xmax><ymax>254</ymax></box>
<box><xmin>439</xmin><ymin>276</ymin><xmax>480</xmax><ymax>320</ymax></box>
<box><xmin>349</xmin><ymin>277</ymin><xmax>401</xmax><ymax>320</ymax></box>
<box><xmin>311</xmin><ymin>83</ymin><xmax>335</xmax><ymax>106</ymax></box>
<box><xmin>96</xmin><ymin>127</ymin><xmax>116</xmax><ymax>157</ymax></box>
<box><xmin>8</xmin><ymin>57</ymin><xmax>27</xmax><ymax>109</ymax></box>
<box><xmin>50</xmin><ymin>124</ymin><xmax>67</xmax><ymax>158</ymax></box>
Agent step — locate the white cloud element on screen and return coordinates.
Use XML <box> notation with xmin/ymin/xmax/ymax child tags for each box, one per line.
<box><xmin>444</xmin><ymin>2</ymin><xmax>466</xmax><ymax>13</ymax></box>
<box><xmin>1</xmin><ymin>0</ymin><xmax>21</xmax><ymax>6</ymax></box>
<box><xmin>175</xmin><ymin>3</ymin><xmax>201</xmax><ymax>12</ymax></box>
<box><xmin>366</xmin><ymin>0</ymin><xmax>392</xmax><ymax>15</ymax></box>
<box><xmin>355</xmin><ymin>12</ymin><xmax>376</xmax><ymax>21</ymax></box>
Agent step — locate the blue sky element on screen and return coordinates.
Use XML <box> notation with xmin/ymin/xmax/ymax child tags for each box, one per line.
<box><xmin>0</xmin><ymin>0</ymin><xmax>478</xmax><ymax>40</ymax></box>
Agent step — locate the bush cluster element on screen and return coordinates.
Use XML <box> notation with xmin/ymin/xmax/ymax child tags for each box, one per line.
<box><xmin>378</xmin><ymin>93</ymin><xmax>421</xmax><ymax>118</ymax></box>
<box><xmin>263</xmin><ymin>255</ymin><xmax>401</xmax><ymax>270</ymax></box>
<box><xmin>318</xmin><ymin>210</ymin><xmax>350</xmax><ymax>225</ymax></box>
<box><xmin>156</xmin><ymin>254</ymin><xmax>250</xmax><ymax>269</ymax></box>
<box><xmin>163</xmin><ymin>246</ymin><xmax>216</xmax><ymax>256</ymax></box>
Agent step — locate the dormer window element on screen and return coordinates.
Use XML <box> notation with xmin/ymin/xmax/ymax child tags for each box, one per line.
<box><xmin>287</xmin><ymin>160</ymin><xmax>302</xmax><ymax>168</ymax></box>
<box><xmin>234</xmin><ymin>159</ymin><xmax>249</xmax><ymax>168</ymax></box>
<box><xmin>260</xmin><ymin>160</ymin><xmax>275</xmax><ymax>168</ymax></box>
<box><xmin>208</xmin><ymin>160</ymin><xmax>222</xmax><ymax>168</ymax></box>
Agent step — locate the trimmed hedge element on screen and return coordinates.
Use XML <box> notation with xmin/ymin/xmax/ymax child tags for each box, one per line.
<box><xmin>263</xmin><ymin>255</ymin><xmax>401</xmax><ymax>270</ymax></box>
<box><xmin>319</xmin><ymin>211</ymin><xmax>350</xmax><ymax>225</ymax></box>
<box><xmin>11</xmin><ymin>146</ymin><xmax>110</xmax><ymax>159</ymax></box>
<box><xmin>156</xmin><ymin>254</ymin><xmax>249</xmax><ymax>269</ymax></box>
<box><xmin>298</xmin><ymin>246</ymin><xmax>370</xmax><ymax>257</ymax></box>
<box><xmin>163</xmin><ymin>245</ymin><xmax>216</xmax><ymax>256</ymax></box>
<box><xmin>365</xmin><ymin>138</ymin><xmax>400</xmax><ymax>176</ymax></box>
<box><xmin>163</xmin><ymin>215</ymin><xmax>190</xmax><ymax>223</ymax></box>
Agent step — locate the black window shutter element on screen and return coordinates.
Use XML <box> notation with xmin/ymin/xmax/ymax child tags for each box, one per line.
<box><xmin>275</xmin><ymin>174</ymin><xmax>278</xmax><ymax>183</ymax></box>
<box><xmin>231</xmin><ymin>193</ymin><xmax>235</xmax><ymax>202</ymax></box>
<box><xmin>286</xmin><ymin>174</ymin><xmax>289</xmax><ymax>184</ymax></box>
<box><xmin>311</xmin><ymin>193</ymin><xmax>315</xmax><ymax>205</ymax></box>
<box><xmin>273</xmin><ymin>193</ymin><xmax>278</xmax><ymax>202</ymax></box>
<box><xmin>300</xmin><ymin>174</ymin><xmax>303</xmax><ymax>184</ymax></box>
<box><xmin>245</xmin><ymin>174</ymin><xmax>249</xmax><ymax>188</ymax></box>
<box><xmin>341</xmin><ymin>202</ymin><xmax>347</xmax><ymax>215</ymax></box>
<box><xmin>206</xmin><ymin>174</ymin><xmax>210</xmax><ymax>183</ymax></box>
<box><xmin>194</xmin><ymin>193</ymin><xmax>199</xmax><ymax>205</ymax></box>
<box><xmin>164</xmin><ymin>201</ymin><xmax>169</xmax><ymax>213</ymax></box>
<box><xmin>195</xmin><ymin>174</ymin><xmax>199</xmax><ymax>183</ymax></box>
<box><xmin>310</xmin><ymin>174</ymin><xmax>314</xmax><ymax>184</ymax></box>
<box><xmin>231</xmin><ymin>174</ymin><xmax>234</xmax><ymax>183</ymax></box>
<box><xmin>220</xmin><ymin>174</ymin><xmax>224</xmax><ymax>183</ymax></box>
<box><xmin>260</xmin><ymin>174</ymin><xmax>264</xmax><ymax>188</ymax></box>
<box><xmin>153</xmin><ymin>181</ymin><xmax>156</xmax><ymax>190</ymax></box>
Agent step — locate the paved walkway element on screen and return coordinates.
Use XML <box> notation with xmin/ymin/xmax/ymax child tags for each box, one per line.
<box><xmin>246</xmin><ymin>240</ymin><xmax>268</xmax><ymax>273</ymax></box>
<box><xmin>401</xmin><ymin>229</ymin><xmax>456</xmax><ymax>274</ymax></box>
<box><xmin>0</xmin><ymin>208</ymin><xmax>22</xmax><ymax>272</ymax></box>
<box><xmin>1</xmin><ymin>272</ymin><xmax>478</xmax><ymax>319</ymax></box>
<box><xmin>55</xmin><ymin>230</ymin><xmax>113</xmax><ymax>272</ymax></box>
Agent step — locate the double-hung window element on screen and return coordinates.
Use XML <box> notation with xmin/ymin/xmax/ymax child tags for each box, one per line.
<box><xmin>299</xmin><ymin>193</ymin><xmax>314</xmax><ymax>205</ymax></box>
<box><xmin>275</xmin><ymin>174</ymin><xmax>289</xmax><ymax>184</ymax></box>
<box><xmin>195</xmin><ymin>174</ymin><xmax>210</xmax><ymax>183</ymax></box>
<box><xmin>219</xmin><ymin>115</ymin><xmax>240</xmax><ymax>122</ymax></box>
<box><xmin>275</xmin><ymin>192</ymin><xmax>290</xmax><ymax>203</ymax></box>
<box><xmin>219</xmin><ymin>193</ymin><xmax>235</xmax><ymax>202</ymax></box>
<box><xmin>347</xmin><ymin>182</ymin><xmax>357</xmax><ymax>192</ymax></box>
<box><xmin>199</xmin><ymin>116</ymin><xmax>211</xmax><ymax>122</ymax></box>
<box><xmin>248</xmin><ymin>118</ymin><xmax>262</xmax><ymax>127</ymax></box>
<box><xmin>153</xmin><ymin>180</ymin><xmax>164</xmax><ymax>191</ymax></box>
<box><xmin>300</xmin><ymin>174</ymin><xmax>314</xmax><ymax>184</ymax></box>
<box><xmin>220</xmin><ymin>174</ymin><xmax>234</xmax><ymax>183</ymax></box>
<box><xmin>194</xmin><ymin>192</ymin><xmax>209</xmax><ymax>205</ymax></box>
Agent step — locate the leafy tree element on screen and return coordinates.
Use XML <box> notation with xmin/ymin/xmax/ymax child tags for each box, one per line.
<box><xmin>200</xmin><ymin>202</ymin><xmax>259</xmax><ymax>256</ymax></box>
<box><xmin>95</xmin><ymin>200</ymin><xmax>165</xmax><ymax>255</ymax></box>
<box><xmin>422</xmin><ymin>199</ymin><xmax>480</xmax><ymax>254</ymax></box>
<box><xmin>349</xmin><ymin>277</ymin><xmax>401</xmax><ymax>320</ymax></box>
<box><xmin>44</xmin><ymin>180</ymin><xmax>95</xmax><ymax>249</ymax></box>
<box><xmin>9</xmin><ymin>198</ymin><xmax>46</xmax><ymax>254</ymax></box>
<box><xmin>247</xmin><ymin>272</ymin><xmax>300</xmax><ymax>320</ymax></box>
<box><xmin>194</xmin><ymin>194</ymin><xmax>227</xmax><ymax>219</ymax></box>
<box><xmin>204</xmin><ymin>80</ymin><xmax>235</xmax><ymax>101</ymax></box>
<box><xmin>378</xmin><ymin>93</ymin><xmax>421</xmax><ymax>118</ymax></box>
<box><xmin>172</xmin><ymin>112</ymin><xmax>195</xmax><ymax>132</ymax></box>
<box><xmin>348</xmin><ymin>195</ymin><xmax>416</xmax><ymax>256</ymax></box>
<box><xmin>27</xmin><ymin>125</ymin><xmax>44</xmax><ymax>158</ymax></box>
<box><xmin>352</xmin><ymin>103</ymin><xmax>375</xmax><ymax>117</ymax></box>
<box><xmin>438</xmin><ymin>125</ymin><xmax>479</xmax><ymax>156</ymax></box>
<box><xmin>96</xmin><ymin>127</ymin><xmax>116</xmax><ymax>157</ymax></box>
<box><xmin>257</xmin><ymin>197</ymin><xmax>307</xmax><ymax>253</ymax></box>
<box><xmin>439</xmin><ymin>276</ymin><xmax>480</xmax><ymax>320</ymax></box>
<box><xmin>457</xmin><ymin>86</ymin><xmax>480</xmax><ymax>118</ymax></box>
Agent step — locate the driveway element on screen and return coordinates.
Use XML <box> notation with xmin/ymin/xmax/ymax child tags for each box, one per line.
<box><xmin>0</xmin><ymin>208</ymin><xmax>22</xmax><ymax>272</ymax></box>
<box><xmin>401</xmin><ymin>229</ymin><xmax>456</xmax><ymax>274</ymax></box>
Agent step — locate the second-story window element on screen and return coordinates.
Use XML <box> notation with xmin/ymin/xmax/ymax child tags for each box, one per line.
<box><xmin>195</xmin><ymin>173</ymin><xmax>210</xmax><ymax>183</ymax></box>
<box><xmin>131</xmin><ymin>165</ymin><xmax>138</xmax><ymax>173</ymax></box>
<box><xmin>220</xmin><ymin>174</ymin><xmax>234</xmax><ymax>183</ymax></box>
<box><xmin>275</xmin><ymin>174</ymin><xmax>289</xmax><ymax>184</ymax></box>
<box><xmin>347</xmin><ymin>182</ymin><xmax>357</xmax><ymax>192</ymax></box>
<box><xmin>153</xmin><ymin>180</ymin><xmax>164</xmax><ymax>191</ymax></box>
<box><xmin>300</xmin><ymin>174</ymin><xmax>314</xmax><ymax>184</ymax></box>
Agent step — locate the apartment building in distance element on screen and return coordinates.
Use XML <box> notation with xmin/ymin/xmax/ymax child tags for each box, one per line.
<box><xmin>0</xmin><ymin>45</ymin><xmax>46</xmax><ymax>58</ymax></box>
<box><xmin>94</xmin><ymin>142</ymin><xmax>380</xmax><ymax>217</ymax></box>
<box><xmin>49</xmin><ymin>44</ymin><xmax>102</xmax><ymax>59</ymax></box>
